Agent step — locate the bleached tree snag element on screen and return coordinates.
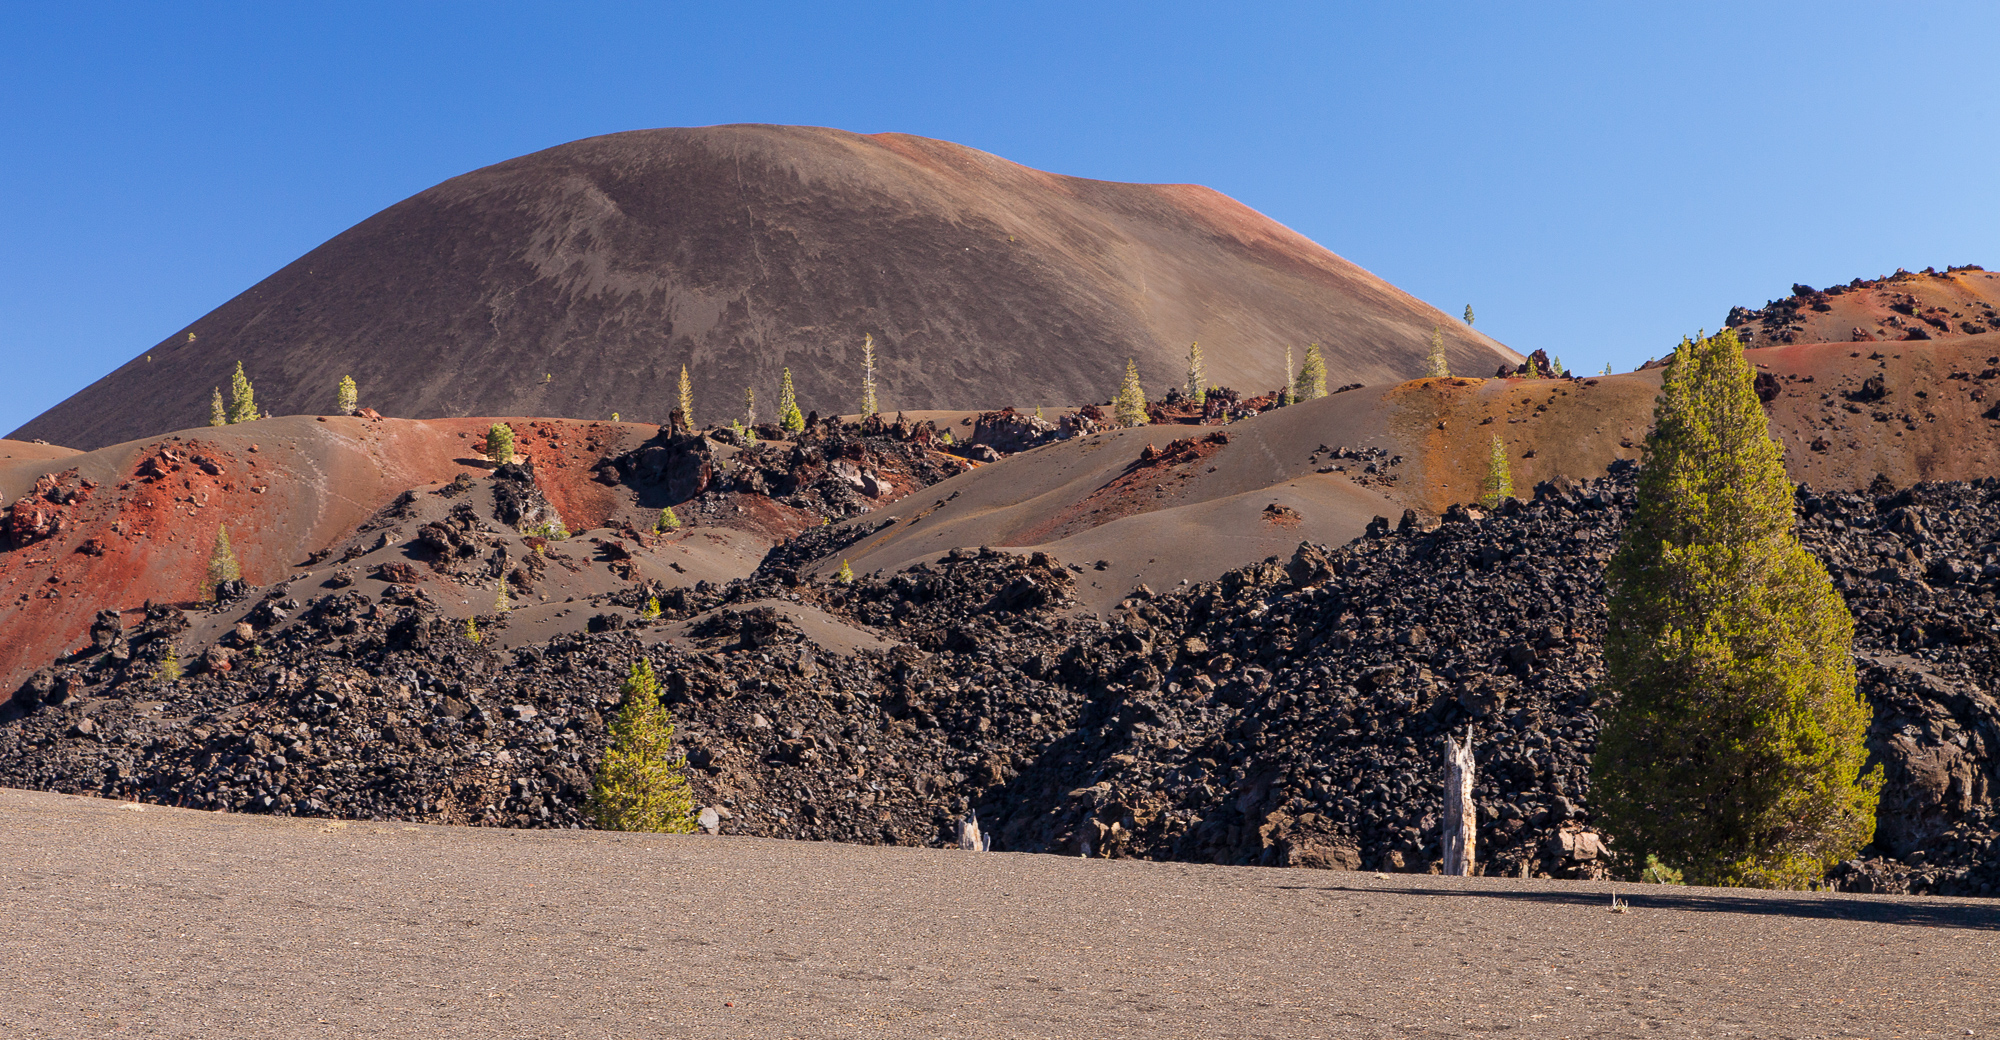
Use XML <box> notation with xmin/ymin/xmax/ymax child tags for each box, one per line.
<box><xmin>1443</xmin><ymin>735</ymin><xmax>1476</xmax><ymax>876</ymax></box>
<box><xmin>958</xmin><ymin>812</ymin><xmax>984</xmax><ymax>852</ymax></box>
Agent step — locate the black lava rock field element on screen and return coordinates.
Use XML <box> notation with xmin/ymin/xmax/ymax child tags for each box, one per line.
<box><xmin>7</xmin><ymin>468</ymin><xmax>2000</xmax><ymax>895</ymax></box>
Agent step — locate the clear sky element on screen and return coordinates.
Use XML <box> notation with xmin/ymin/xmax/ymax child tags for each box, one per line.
<box><xmin>5</xmin><ymin>2</ymin><xmax>1998</xmax><ymax>437</ymax></box>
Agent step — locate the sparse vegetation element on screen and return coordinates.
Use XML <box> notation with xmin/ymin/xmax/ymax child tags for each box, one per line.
<box><xmin>1185</xmin><ymin>342</ymin><xmax>1205</xmax><ymax>406</ymax></box>
<box><xmin>209</xmin><ymin>388</ymin><xmax>227</xmax><ymax>427</ymax></box>
<box><xmin>641</xmin><ymin>596</ymin><xmax>662</xmax><ymax>621</ymax></box>
<box><xmin>1294</xmin><ymin>343</ymin><xmax>1327</xmax><ymax>401</ymax></box>
<box><xmin>1282</xmin><ymin>345</ymin><xmax>1295</xmax><ymax>405</ymax></box>
<box><xmin>494</xmin><ymin>576</ymin><xmax>511</xmax><ymax>614</ymax></box>
<box><xmin>485</xmin><ymin>422</ymin><xmax>516</xmax><ymax>464</ymax></box>
<box><xmin>157</xmin><ymin>644</ymin><xmax>181</xmax><ymax>682</ymax></box>
<box><xmin>678</xmin><ymin>364</ymin><xmax>695</xmax><ymax>427</ymax></box>
<box><xmin>861</xmin><ymin>333</ymin><xmax>878</xmax><ymax>416</ymax></box>
<box><xmin>656</xmin><ymin>507</ymin><xmax>681</xmax><ymax>533</ymax></box>
<box><xmin>228</xmin><ymin>362</ymin><xmax>258</xmax><ymax>424</ymax></box>
<box><xmin>1594</xmin><ymin>328</ymin><xmax>1881</xmax><ymax>889</ymax></box>
<box><xmin>1464</xmin><ymin>304</ymin><xmax>1475</xmax><ymax>326</ymax></box>
<box><xmin>1427</xmin><ymin>326</ymin><xmax>1451</xmax><ymax>379</ymax></box>
<box><xmin>589</xmin><ymin>659</ymin><xmax>698</xmax><ymax>833</ymax></box>
<box><xmin>742</xmin><ymin>386</ymin><xmax>756</xmax><ymax>428</ymax></box>
<box><xmin>1480</xmin><ymin>436</ymin><xmax>1513</xmax><ymax>509</ymax></box>
<box><xmin>464</xmin><ymin>616</ymin><xmax>480</xmax><ymax>644</ymax></box>
<box><xmin>837</xmin><ymin>559</ymin><xmax>855</xmax><ymax>583</ymax></box>
<box><xmin>1640</xmin><ymin>855</ymin><xmax>1685</xmax><ymax>885</ymax></box>
<box><xmin>777</xmin><ymin>367</ymin><xmax>804</xmax><ymax>433</ymax></box>
<box><xmin>1552</xmin><ymin>356</ymin><xmax>1566</xmax><ymax>378</ymax></box>
<box><xmin>204</xmin><ymin>526</ymin><xmax>242</xmax><ymax>600</ymax></box>
<box><xmin>521</xmin><ymin>519</ymin><xmax>569</xmax><ymax>541</ymax></box>
<box><xmin>1113</xmin><ymin>358</ymin><xmax>1149</xmax><ymax>427</ymax></box>
<box><xmin>336</xmin><ymin>375</ymin><xmax>358</xmax><ymax>414</ymax></box>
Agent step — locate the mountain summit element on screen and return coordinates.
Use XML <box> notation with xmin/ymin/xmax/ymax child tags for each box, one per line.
<box><xmin>17</xmin><ymin>125</ymin><xmax>1513</xmax><ymax>450</ymax></box>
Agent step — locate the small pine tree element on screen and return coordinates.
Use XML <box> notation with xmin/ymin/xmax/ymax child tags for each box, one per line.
<box><xmin>1185</xmin><ymin>342</ymin><xmax>1206</xmax><ymax>406</ymax></box>
<box><xmin>641</xmin><ymin>596</ymin><xmax>662</xmax><ymax>620</ymax></box>
<box><xmin>209</xmin><ymin>388</ymin><xmax>228</xmax><ymax>427</ymax></box>
<box><xmin>777</xmin><ymin>367</ymin><xmax>804</xmax><ymax>432</ymax></box>
<box><xmin>837</xmin><ymin>559</ymin><xmax>855</xmax><ymax>583</ymax></box>
<box><xmin>1594</xmin><ymin>328</ymin><xmax>1880</xmax><ymax>889</ymax></box>
<box><xmin>1113</xmin><ymin>359</ymin><xmax>1149</xmax><ymax>427</ymax></box>
<box><xmin>464</xmin><ymin>616</ymin><xmax>480</xmax><ymax>644</ymax></box>
<box><xmin>742</xmin><ymin>386</ymin><xmax>756</xmax><ymax>428</ymax></box>
<box><xmin>1282</xmin><ymin>345</ymin><xmax>1295</xmax><ymax>405</ymax></box>
<box><xmin>1427</xmin><ymin>326</ymin><xmax>1451</xmax><ymax>379</ymax></box>
<box><xmin>1464</xmin><ymin>304</ymin><xmax>1475</xmax><ymax>326</ymax></box>
<box><xmin>485</xmin><ymin>422</ymin><xmax>516</xmax><ymax>464</ymax></box>
<box><xmin>860</xmin><ymin>333</ymin><xmax>878</xmax><ymax>416</ymax></box>
<box><xmin>678</xmin><ymin>364</ymin><xmax>695</xmax><ymax>428</ymax></box>
<box><xmin>1604</xmin><ymin>362</ymin><xmax>1614</xmax><ymax>376</ymax></box>
<box><xmin>204</xmin><ymin>526</ymin><xmax>242</xmax><ymax>600</ymax></box>
<box><xmin>336</xmin><ymin>375</ymin><xmax>358</xmax><ymax>414</ymax></box>
<box><xmin>494</xmin><ymin>575</ymin><xmax>511</xmax><ymax>614</ymax></box>
<box><xmin>656</xmin><ymin>507</ymin><xmax>681</xmax><ymax>533</ymax></box>
<box><xmin>1480</xmin><ymin>436</ymin><xmax>1513</xmax><ymax>509</ymax></box>
<box><xmin>1552</xmin><ymin>356</ymin><xmax>1566</xmax><ymax>378</ymax></box>
<box><xmin>158</xmin><ymin>644</ymin><xmax>181</xmax><ymax>682</ymax></box>
<box><xmin>1294</xmin><ymin>343</ymin><xmax>1327</xmax><ymax>400</ymax></box>
<box><xmin>589</xmin><ymin>659</ymin><xmax>698</xmax><ymax>833</ymax></box>
<box><xmin>228</xmin><ymin>362</ymin><xmax>257</xmax><ymax>424</ymax></box>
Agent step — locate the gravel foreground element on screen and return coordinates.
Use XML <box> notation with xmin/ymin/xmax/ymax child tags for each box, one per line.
<box><xmin>2</xmin><ymin>788</ymin><xmax>1995</xmax><ymax>1039</ymax></box>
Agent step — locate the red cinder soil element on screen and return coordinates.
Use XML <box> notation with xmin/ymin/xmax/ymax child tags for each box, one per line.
<box><xmin>1725</xmin><ymin>265</ymin><xmax>2000</xmax><ymax>348</ymax></box>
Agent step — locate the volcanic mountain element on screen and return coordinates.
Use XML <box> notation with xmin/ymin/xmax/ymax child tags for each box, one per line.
<box><xmin>13</xmin><ymin>125</ymin><xmax>1514</xmax><ymax>451</ymax></box>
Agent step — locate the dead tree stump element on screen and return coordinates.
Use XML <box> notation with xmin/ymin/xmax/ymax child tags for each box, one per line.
<box><xmin>1443</xmin><ymin>734</ymin><xmax>1476</xmax><ymax>876</ymax></box>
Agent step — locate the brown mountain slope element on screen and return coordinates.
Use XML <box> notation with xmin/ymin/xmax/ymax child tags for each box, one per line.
<box><xmin>831</xmin><ymin>334</ymin><xmax>2000</xmax><ymax>608</ymax></box>
<box><xmin>1725</xmin><ymin>265</ymin><xmax>1999</xmax><ymax>348</ymax></box>
<box><xmin>13</xmin><ymin>125</ymin><xmax>1515</xmax><ymax>451</ymax></box>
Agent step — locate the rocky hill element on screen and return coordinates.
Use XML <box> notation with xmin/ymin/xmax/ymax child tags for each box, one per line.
<box><xmin>13</xmin><ymin>125</ymin><xmax>1515</xmax><ymax>451</ymax></box>
<box><xmin>6</xmin><ymin>467</ymin><xmax>1999</xmax><ymax>896</ymax></box>
<box><xmin>1724</xmin><ymin>265</ymin><xmax>1999</xmax><ymax>348</ymax></box>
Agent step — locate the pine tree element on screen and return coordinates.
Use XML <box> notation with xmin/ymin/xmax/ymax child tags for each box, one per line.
<box><xmin>485</xmin><ymin>422</ymin><xmax>516</xmax><ymax>464</ymax></box>
<box><xmin>336</xmin><ymin>375</ymin><xmax>358</xmax><ymax>414</ymax></box>
<box><xmin>157</xmin><ymin>644</ymin><xmax>181</xmax><ymax>682</ymax></box>
<box><xmin>1427</xmin><ymin>326</ymin><xmax>1451</xmax><ymax>379</ymax></box>
<box><xmin>677</xmin><ymin>364</ymin><xmax>695</xmax><ymax>428</ymax></box>
<box><xmin>204</xmin><ymin>526</ymin><xmax>242</xmax><ymax>600</ymax></box>
<box><xmin>464</xmin><ymin>616</ymin><xmax>480</xmax><ymax>644</ymax></box>
<box><xmin>656</xmin><ymin>507</ymin><xmax>681</xmax><ymax>533</ymax></box>
<box><xmin>1480</xmin><ymin>436</ymin><xmax>1513</xmax><ymax>509</ymax></box>
<box><xmin>743</xmin><ymin>386</ymin><xmax>756</xmax><ymax>428</ymax></box>
<box><xmin>209</xmin><ymin>388</ymin><xmax>228</xmax><ymax>427</ymax></box>
<box><xmin>1464</xmin><ymin>304</ymin><xmax>1475</xmax><ymax>326</ymax></box>
<box><xmin>777</xmin><ymin>367</ymin><xmax>804</xmax><ymax>433</ymax></box>
<box><xmin>860</xmin><ymin>333</ymin><xmax>878</xmax><ymax>417</ymax></box>
<box><xmin>1594</xmin><ymin>329</ymin><xmax>1880</xmax><ymax>889</ymax></box>
<box><xmin>1604</xmin><ymin>362</ymin><xmax>1614</xmax><ymax>376</ymax></box>
<box><xmin>1281</xmin><ymin>345</ymin><xmax>1295</xmax><ymax>405</ymax></box>
<box><xmin>1294</xmin><ymin>343</ymin><xmax>1327</xmax><ymax>400</ymax></box>
<box><xmin>837</xmin><ymin>559</ymin><xmax>855</xmax><ymax>584</ymax></box>
<box><xmin>1552</xmin><ymin>356</ymin><xmax>1566</xmax><ymax>378</ymax></box>
<box><xmin>589</xmin><ymin>659</ymin><xmax>698</xmax><ymax>833</ymax></box>
<box><xmin>494</xmin><ymin>575</ymin><xmax>511</xmax><ymax>614</ymax></box>
<box><xmin>641</xmin><ymin>596</ymin><xmax>662</xmax><ymax>620</ymax></box>
<box><xmin>228</xmin><ymin>362</ymin><xmax>257</xmax><ymax>424</ymax></box>
<box><xmin>1185</xmin><ymin>342</ymin><xmax>1206</xmax><ymax>406</ymax></box>
<box><xmin>1114</xmin><ymin>358</ymin><xmax>1149</xmax><ymax>427</ymax></box>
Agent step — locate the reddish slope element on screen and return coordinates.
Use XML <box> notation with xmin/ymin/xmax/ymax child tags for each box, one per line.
<box><xmin>1725</xmin><ymin>266</ymin><xmax>2000</xmax><ymax>348</ymax></box>
<box><xmin>15</xmin><ymin>125</ymin><xmax>1515</xmax><ymax>451</ymax></box>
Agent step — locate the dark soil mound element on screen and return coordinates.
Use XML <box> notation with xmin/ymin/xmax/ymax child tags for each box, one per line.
<box><xmin>14</xmin><ymin>125</ymin><xmax>1514</xmax><ymax>451</ymax></box>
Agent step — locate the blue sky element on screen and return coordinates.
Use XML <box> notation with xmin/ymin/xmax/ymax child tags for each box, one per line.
<box><xmin>5</xmin><ymin>2</ymin><xmax>1998</xmax><ymax>436</ymax></box>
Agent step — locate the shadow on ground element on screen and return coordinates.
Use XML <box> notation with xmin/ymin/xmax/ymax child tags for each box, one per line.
<box><xmin>1274</xmin><ymin>881</ymin><xmax>2000</xmax><ymax>929</ymax></box>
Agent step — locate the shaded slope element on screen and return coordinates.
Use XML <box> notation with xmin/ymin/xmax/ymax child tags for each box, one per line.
<box><xmin>16</xmin><ymin>125</ymin><xmax>1514</xmax><ymax>451</ymax></box>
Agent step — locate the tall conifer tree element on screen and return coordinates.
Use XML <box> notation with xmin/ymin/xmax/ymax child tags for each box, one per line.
<box><xmin>1114</xmin><ymin>359</ymin><xmax>1149</xmax><ymax>427</ymax></box>
<box><xmin>1295</xmin><ymin>343</ymin><xmax>1327</xmax><ymax>400</ymax></box>
<box><xmin>228</xmin><ymin>362</ymin><xmax>257</xmax><ymax>423</ymax></box>
<box><xmin>1427</xmin><ymin>326</ymin><xmax>1451</xmax><ymax>379</ymax></box>
<box><xmin>677</xmin><ymin>365</ymin><xmax>695</xmax><ymax>428</ymax></box>
<box><xmin>860</xmin><ymin>333</ymin><xmax>878</xmax><ymax>417</ymax></box>
<box><xmin>777</xmin><ymin>367</ymin><xmax>804</xmax><ymax>432</ymax></box>
<box><xmin>1594</xmin><ymin>329</ymin><xmax>1879</xmax><ymax>888</ymax></box>
<box><xmin>1185</xmin><ymin>342</ymin><xmax>1205</xmax><ymax>406</ymax></box>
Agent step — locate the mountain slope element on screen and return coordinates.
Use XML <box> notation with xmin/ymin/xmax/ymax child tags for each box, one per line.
<box><xmin>15</xmin><ymin>125</ymin><xmax>1514</xmax><ymax>451</ymax></box>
